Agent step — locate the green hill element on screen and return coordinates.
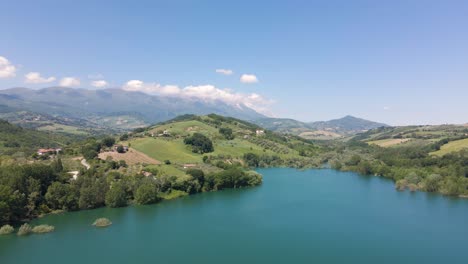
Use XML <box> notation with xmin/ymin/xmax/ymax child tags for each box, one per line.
<box><xmin>0</xmin><ymin>119</ymin><xmax>73</xmax><ymax>155</ymax></box>
<box><xmin>126</xmin><ymin>114</ymin><xmax>322</xmax><ymax>169</ymax></box>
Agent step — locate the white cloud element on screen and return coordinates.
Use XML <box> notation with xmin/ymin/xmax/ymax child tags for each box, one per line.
<box><xmin>91</xmin><ymin>80</ymin><xmax>108</xmax><ymax>88</ymax></box>
<box><xmin>383</xmin><ymin>106</ymin><xmax>391</xmax><ymax>111</ymax></box>
<box><xmin>215</xmin><ymin>69</ymin><xmax>233</xmax><ymax>75</ymax></box>
<box><xmin>124</xmin><ymin>80</ymin><xmax>181</xmax><ymax>95</ymax></box>
<box><xmin>122</xmin><ymin>80</ymin><xmax>273</xmax><ymax>115</ymax></box>
<box><xmin>240</xmin><ymin>74</ymin><xmax>258</xmax><ymax>83</ymax></box>
<box><xmin>24</xmin><ymin>72</ymin><xmax>56</xmax><ymax>84</ymax></box>
<box><xmin>59</xmin><ymin>77</ymin><xmax>80</xmax><ymax>87</ymax></box>
<box><xmin>0</xmin><ymin>56</ymin><xmax>17</xmax><ymax>78</ymax></box>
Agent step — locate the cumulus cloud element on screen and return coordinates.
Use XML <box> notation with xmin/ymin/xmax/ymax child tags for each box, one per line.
<box><xmin>124</xmin><ymin>80</ymin><xmax>181</xmax><ymax>95</ymax></box>
<box><xmin>122</xmin><ymin>80</ymin><xmax>273</xmax><ymax>115</ymax></box>
<box><xmin>59</xmin><ymin>77</ymin><xmax>80</xmax><ymax>87</ymax></box>
<box><xmin>0</xmin><ymin>56</ymin><xmax>17</xmax><ymax>78</ymax></box>
<box><xmin>240</xmin><ymin>74</ymin><xmax>258</xmax><ymax>83</ymax></box>
<box><xmin>215</xmin><ymin>69</ymin><xmax>233</xmax><ymax>75</ymax></box>
<box><xmin>91</xmin><ymin>80</ymin><xmax>108</xmax><ymax>88</ymax></box>
<box><xmin>24</xmin><ymin>72</ymin><xmax>56</xmax><ymax>84</ymax></box>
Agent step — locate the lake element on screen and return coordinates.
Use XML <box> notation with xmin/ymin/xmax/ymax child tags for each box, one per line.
<box><xmin>1</xmin><ymin>168</ymin><xmax>468</xmax><ymax>264</ymax></box>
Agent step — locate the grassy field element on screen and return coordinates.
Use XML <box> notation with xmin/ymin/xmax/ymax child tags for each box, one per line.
<box><xmin>131</xmin><ymin>137</ymin><xmax>201</xmax><ymax>164</ymax></box>
<box><xmin>37</xmin><ymin>124</ymin><xmax>89</xmax><ymax>135</ymax></box>
<box><xmin>430</xmin><ymin>138</ymin><xmax>468</xmax><ymax>156</ymax></box>
<box><xmin>367</xmin><ymin>138</ymin><xmax>412</xmax><ymax>147</ymax></box>
<box><xmin>131</xmin><ymin>115</ymin><xmax>310</xmax><ymax>166</ymax></box>
<box><xmin>98</xmin><ymin>148</ymin><xmax>161</xmax><ymax>165</ymax></box>
<box><xmin>149</xmin><ymin>120</ymin><xmax>219</xmax><ymax>137</ymax></box>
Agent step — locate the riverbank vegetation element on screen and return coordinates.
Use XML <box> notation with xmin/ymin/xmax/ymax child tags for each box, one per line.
<box><xmin>31</xmin><ymin>224</ymin><xmax>55</xmax><ymax>233</ymax></box>
<box><xmin>0</xmin><ymin>224</ymin><xmax>14</xmax><ymax>235</ymax></box>
<box><xmin>0</xmin><ymin>115</ymin><xmax>467</xmax><ymax>226</ymax></box>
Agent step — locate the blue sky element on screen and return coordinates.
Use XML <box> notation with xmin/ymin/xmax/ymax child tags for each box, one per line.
<box><xmin>1</xmin><ymin>0</ymin><xmax>467</xmax><ymax>125</ymax></box>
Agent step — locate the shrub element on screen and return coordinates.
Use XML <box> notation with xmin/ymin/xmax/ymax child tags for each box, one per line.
<box><xmin>32</xmin><ymin>224</ymin><xmax>55</xmax><ymax>233</ymax></box>
<box><xmin>0</xmin><ymin>225</ymin><xmax>14</xmax><ymax>235</ymax></box>
<box><xmin>135</xmin><ymin>184</ymin><xmax>159</xmax><ymax>205</ymax></box>
<box><xmin>17</xmin><ymin>223</ymin><xmax>32</xmax><ymax>236</ymax></box>
<box><xmin>116</xmin><ymin>145</ymin><xmax>125</xmax><ymax>153</ymax></box>
<box><xmin>92</xmin><ymin>218</ymin><xmax>112</xmax><ymax>227</ymax></box>
<box><xmin>183</xmin><ymin>133</ymin><xmax>214</xmax><ymax>153</ymax></box>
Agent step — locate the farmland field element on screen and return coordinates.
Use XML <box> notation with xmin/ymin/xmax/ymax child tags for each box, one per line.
<box><xmin>430</xmin><ymin>138</ymin><xmax>468</xmax><ymax>156</ymax></box>
<box><xmin>98</xmin><ymin>148</ymin><xmax>161</xmax><ymax>165</ymax></box>
<box><xmin>367</xmin><ymin>138</ymin><xmax>412</xmax><ymax>147</ymax></box>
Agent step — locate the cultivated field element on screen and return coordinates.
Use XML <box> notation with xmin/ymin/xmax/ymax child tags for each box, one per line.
<box><xmin>98</xmin><ymin>148</ymin><xmax>161</xmax><ymax>165</ymax></box>
<box><xmin>367</xmin><ymin>138</ymin><xmax>412</xmax><ymax>147</ymax></box>
<box><xmin>430</xmin><ymin>138</ymin><xmax>468</xmax><ymax>156</ymax></box>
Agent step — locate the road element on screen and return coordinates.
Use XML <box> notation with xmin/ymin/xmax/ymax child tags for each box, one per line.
<box><xmin>81</xmin><ymin>159</ymin><xmax>91</xmax><ymax>170</ymax></box>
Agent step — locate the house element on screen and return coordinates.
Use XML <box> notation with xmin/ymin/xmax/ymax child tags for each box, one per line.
<box><xmin>157</xmin><ymin>130</ymin><xmax>171</xmax><ymax>137</ymax></box>
<box><xmin>37</xmin><ymin>148</ymin><xmax>62</xmax><ymax>155</ymax></box>
<box><xmin>256</xmin><ymin>130</ymin><xmax>265</xmax><ymax>136</ymax></box>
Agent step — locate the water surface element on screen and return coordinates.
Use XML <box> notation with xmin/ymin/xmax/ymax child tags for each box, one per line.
<box><xmin>1</xmin><ymin>168</ymin><xmax>467</xmax><ymax>264</ymax></box>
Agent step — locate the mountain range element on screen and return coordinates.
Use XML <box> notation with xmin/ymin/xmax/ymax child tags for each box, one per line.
<box><xmin>0</xmin><ymin>87</ymin><xmax>388</xmax><ymax>138</ymax></box>
<box><xmin>254</xmin><ymin>115</ymin><xmax>388</xmax><ymax>139</ymax></box>
<box><xmin>0</xmin><ymin>87</ymin><xmax>264</xmax><ymax>132</ymax></box>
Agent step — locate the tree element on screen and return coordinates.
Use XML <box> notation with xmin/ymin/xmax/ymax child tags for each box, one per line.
<box><xmin>120</xmin><ymin>133</ymin><xmax>129</xmax><ymax>141</ymax></box>
<box><xmin>52</xmin><ymin>158</ymin><xmax>63</xmax><ymax>173</ymax></box>
<box><xmin>183</xmin><ymin>133</ymin><xmax>214</xmax><ymax>154</ymax></box>
<box><xmin>243</xmin><ymin>153</ymin><xmax>259</xmax><ymax>167</ymax></box>
<box><xmin>219</xmin><ymin>127</ymin><xmax>234</xmax><ymax>140</ymax></box>
<box><xmin>135</xmin><ymin>183</ymin><xmax>159</xmax><ymax>205</ymax></box>
<box><xmin>105</xmin><ymin>182</ymin><xmax>127</xmax><ymax>207</ymax></box>
<box><xmin>424</xmin><ymin>174</ymin><xmax>442</xmax><ymax>192</ymax></box>
<box><xmin>116</xmin><ymin>145</ymin><xmax>125</xmax><ymax>153</ymax></box>
<box><xmin>102</xmin><ymin>137</ymin><xmax>116</xmax><ymax>148</ymax></box>
<box><xmin>45</xmin><ymin>182</ymin><xmax>79</xmax><ymax>210</ymax></box>
<box><xmin>186</xmin><ymin>169</ymin><xmax>205</xmax><ymax>186</ymax></box>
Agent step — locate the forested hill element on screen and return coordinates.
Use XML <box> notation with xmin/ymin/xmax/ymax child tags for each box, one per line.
<box><xmin>0</xmin><ymin>119</ymin><xmax>72</xmax><ymax>155</ymax></box>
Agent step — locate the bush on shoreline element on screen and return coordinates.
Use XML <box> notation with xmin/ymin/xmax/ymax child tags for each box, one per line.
<box><xmin>93</xmin><ymin>218</ymin><xmax>112</xmax><ymax>227</ymax></box>
<box><xmin>17</xmin><ymin>223</ymin><xmax>32</xmax><ymax>236</ymax></box>
<box><xmin>32</xmin><ymin>224</ymin><xmax>55</xmax><ymax>234</ymax></box>
<box><xmin>0</xmin><ymin>225</ymin><xmax>14</xmax><ymax>235</ymax></box>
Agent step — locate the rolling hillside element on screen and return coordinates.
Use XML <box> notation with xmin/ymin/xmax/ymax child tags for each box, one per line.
<box><xmin>0</xmin><ymin>119</ymin><xmax>73</xmax><ymax>155</ymax></box>
<box><xmin>122</xmin><ymin>114</ymin><xmax>322</xmax><ymax>173</ymax></box>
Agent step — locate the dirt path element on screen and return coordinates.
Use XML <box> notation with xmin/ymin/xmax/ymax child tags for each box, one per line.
<box><xmin>81</xmin><ymin>159</ymin><xmax>91</xmax><ymax>170</ymax></box>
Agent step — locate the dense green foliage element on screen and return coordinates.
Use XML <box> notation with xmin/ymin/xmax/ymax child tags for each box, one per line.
<box><xmin>184</xmin><ymin>133</ymin><xmax>214</xmax><ymax>153</ymax></box>
<box><xmin>0</xmin><ymin>119</ymin><xmax>73</xmax><ymax>155</ymax></box>
<box><xmin>105</xmin><ymin>182</ymin><xmax>127</xmax><ymax>207</ymax></box>
<box><xmin>327</xmin><ymin>135</ymin><xmax>468</xmax><ymax>196</ymax></box>
<box><xmin>219</xmin><ymin>127</ymin><xmax>235</xmax><ymax>140</ymax></box>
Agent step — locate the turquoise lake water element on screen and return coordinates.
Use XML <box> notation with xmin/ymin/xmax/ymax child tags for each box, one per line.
<box><xmin>1</xmin><ymin>168</ymin><xmax>467</xmax><ymax>263</ymax></box>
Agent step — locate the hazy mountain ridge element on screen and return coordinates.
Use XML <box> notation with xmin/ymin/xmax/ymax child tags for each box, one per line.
<box><xmin>254</xmin><ymin>115</ymin><xmax>389</xmax><ymax>139</ymax></box>
<box><xmin>0</xmin><ymin>87</ymin><xmax>265</xmax><ymax>131</ymax></box>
